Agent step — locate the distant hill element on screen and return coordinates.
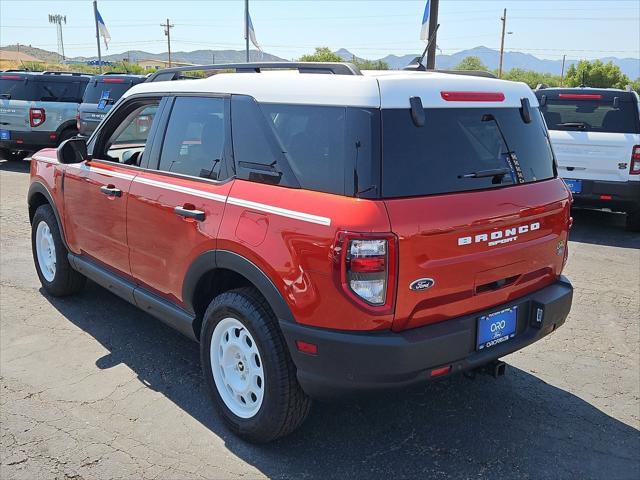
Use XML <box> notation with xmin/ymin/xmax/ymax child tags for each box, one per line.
<box><xmin>1</xmin><ymin>44</ymin><xmax>637</xmax><ymax>78</ymax></box>
<box><xmin>1</xmin><ymin>44</ymin><xmax>62</xmax><ymax>63</ymax></box>
<box><xmin>68</xmin><ymin>49</ymin><xmax>285</xmax><ymax>64</ymax></box>
<box><xmin>341</xmin><ymin>46</ymin><xmax>640</xmax><ymax>79</ymax></box>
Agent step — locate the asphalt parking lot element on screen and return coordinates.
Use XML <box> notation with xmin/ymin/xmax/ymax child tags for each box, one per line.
<box><xmin>1</xmin><ymin>157</ymin><xmax>639</xmax><ymax>480</ymax></box>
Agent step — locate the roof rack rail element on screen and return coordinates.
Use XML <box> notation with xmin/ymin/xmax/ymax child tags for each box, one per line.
<box><xmin>41</xmin><ymin>71</ymin><xmax>88</xmax><ymax>76</ymax></box>
<box><xmin>146</xmin><ymin>62</ymin><xmax>362</xmax><ymax>82</ymax></box>
<box><xmin>535</xmin><ymin>83</ymin><xmax>548</xmax><ymax>90</ymax></box>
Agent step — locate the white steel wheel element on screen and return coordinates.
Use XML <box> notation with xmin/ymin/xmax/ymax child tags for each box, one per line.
<box><xmin>210</xmin><ymin>317</ymin><xmax>265</xmax><ymax>419</ymax></box>
<box><xmin>35</xmin><ymin>221</ymin><xmax>56</xmax><ymax>282</ymax></box>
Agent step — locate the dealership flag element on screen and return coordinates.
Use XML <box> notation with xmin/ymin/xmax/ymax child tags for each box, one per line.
<box><xmin>420</xmin><ymin>0</ymin><xmax>430</xmax><ymax>42</ymax></box>
<box><xmin>96</xmin><ymin>8</ymin><xmax>111</xmax><ymax>49</ymax></box>
<box><xmin>246</xmin><ymin>10</ymin><xmax>261</xmax><ymax>51</ymax></box>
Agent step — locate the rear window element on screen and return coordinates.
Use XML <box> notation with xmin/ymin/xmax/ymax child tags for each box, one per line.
<box><xmin>381</xmin><ymin>107</ymin><xmax>555</xmax><ymax>198</ymax></box>
<box><xmin>82</xmin><ymin>79</ymin><xmax>140</xmax><ymax>104</ymax></box>
<box><xmin>0</xmin><ymin>76</ymin><xmax>86</xmax><ymax>103</ymax></box>
<box><xmin>540</xmin><ymin>98</ymin><xmax>640</xmax><ymax>134</ymax></box>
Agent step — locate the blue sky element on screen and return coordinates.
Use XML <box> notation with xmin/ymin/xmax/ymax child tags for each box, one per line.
<box><xmin>1</xmin><ymin>0</ymin><xmax>639</xmax><ymax>60</ymax></box>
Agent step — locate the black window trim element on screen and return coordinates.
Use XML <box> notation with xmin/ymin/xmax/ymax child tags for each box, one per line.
<box><xmin>149</xmin><ymin>93</ymin><xmax>234</xmax><ymax>184</ymax></box>
<box><xmin>89</xmin><ymin>95</ymin><xmax>167</xmax><ymax>170</ymax></box>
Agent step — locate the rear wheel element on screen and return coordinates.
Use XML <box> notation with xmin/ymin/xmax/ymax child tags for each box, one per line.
<box><xmin>57</xmin><ymin>128</ymin><xmax>77</xmax><ymax>145</ymax></box>
<box><xmin>626</xmin><ymin>210</ymin><xmax>640</xmax><ymax>232</ymax></box>
<box><xmin>31</xmin><ymin>204</ymin><xmax>86</xmax><ymax>296</ymax></box>
<box><xmin>200</xmin><ymin>288</ymin><xmax>311</xmax><ymax>443</ymax></box>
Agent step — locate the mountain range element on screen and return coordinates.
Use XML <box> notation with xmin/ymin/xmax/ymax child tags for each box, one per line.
<box><xmin>2</xmin><ymin>44</ymin><xmax>638</xmax><ymax>79</ymax></box>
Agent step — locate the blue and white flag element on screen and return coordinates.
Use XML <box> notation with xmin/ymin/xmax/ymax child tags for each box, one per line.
<box><xmin>96</xmin><ymin>8</ymin><xmax>111</xmax><ymax>49</ymax></box>
<box><xmin>420</xmin><ymin>0</ymin><xmax>430</xmax><ymax>42</ymax></box>
<box><xmin>246</xmin><ymin>11</ymin><xmax>261</xmax><ymax>52</ymax></box>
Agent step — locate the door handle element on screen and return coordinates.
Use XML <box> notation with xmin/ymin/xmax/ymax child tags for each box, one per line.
<box><xmin>174</xmin><ymin>205</ymin><xmax>205</xmax><ymax>221</ymax></box>
<box><xmin>100</xmin><ymin>185</ymin><xmax>122</xmax><ymax>197</ymax></box>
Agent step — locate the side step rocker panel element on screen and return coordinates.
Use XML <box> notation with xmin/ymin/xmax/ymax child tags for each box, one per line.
<box><xmin>68</xmin><ymin>253</ymin><xmax>197</xmax><ymax>341</ymax></box>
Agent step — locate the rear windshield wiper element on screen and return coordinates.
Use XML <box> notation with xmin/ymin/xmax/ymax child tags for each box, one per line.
<box><xmin>557</xmin><ymin>122</ymin><xmax>588</xmax><ymax>130</ymax></box>
<box><xmin>459</xmin><ymin>168</ymin><xmax>510</xmax><ymax>179</ymax></box>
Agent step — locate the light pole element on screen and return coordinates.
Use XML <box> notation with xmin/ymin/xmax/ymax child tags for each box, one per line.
<box><xmin>498</xmin><ymin>9</ymin><xmax>514</xmax><ymax>78</ymax></box>
<box><xmin>48</xmin><ymin>14</ymin><xmax>67</xmax><ymax>61</ymax></box>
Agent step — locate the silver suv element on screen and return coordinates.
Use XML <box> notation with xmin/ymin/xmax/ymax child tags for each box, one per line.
<box><xmin>0</xmin><ymin>71</ymin><xmax>91</xmax><ymax>158</ymax></box>
<box><xmin>77</xmin><ymin>73</ymin><xmax>146</xmax><ymax>137</ymax></box>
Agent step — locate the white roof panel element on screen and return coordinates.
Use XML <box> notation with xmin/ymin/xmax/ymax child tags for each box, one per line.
<box><xmin>125</xmin><ymin>69</ymin><xmax>538</xmax><ymax>109</ymax></box>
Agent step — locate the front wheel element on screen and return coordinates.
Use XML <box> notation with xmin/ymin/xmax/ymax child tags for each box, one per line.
<box><xmin>626</xmin><ymin>210</ymin><xmax>640</xmax><ymax>232</ymax></box>
<box><xmin>31</xmin><ymin>204</ymin><xmax>86</xmax><ymax>296</ymax></box>
<box><xmin>200</xmin><ymin>288</ymin><xmax>311</xmax><ymax>443</ymax></box>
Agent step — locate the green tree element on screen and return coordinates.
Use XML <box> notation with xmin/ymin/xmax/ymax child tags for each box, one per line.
<box><xmin>352</xmin><ymin>58</ymin><xmax>389</xmax><ymax>70</ymax></box>
<box><xmin>501</xmin><ymin>68</ymin><xmax>563</xmax><ymax>88</ymax></box>
<box><xmin>454</xmin><ymin>56</ymin><xmax>489</xmax><ymax>71</ymax></box>
<box><xmin>564</xmin><ymin>60</ymin><xmax>630</xmax><ymax>89</ymax></box>
<box><xmin>299</xmin><ymin>47</ymin><xmax>343</xmax><ymax>63</ymax></box>
<box><xmin>629</xmin><ymin>78</ymin><xmax>640</xmax><ymax>94</ymax></box>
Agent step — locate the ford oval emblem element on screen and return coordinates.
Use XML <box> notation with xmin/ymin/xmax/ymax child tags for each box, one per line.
<box><xmin>409</xmin><ymin>278</ymin><xmax>435</xmax><ymax>292</ymax></box>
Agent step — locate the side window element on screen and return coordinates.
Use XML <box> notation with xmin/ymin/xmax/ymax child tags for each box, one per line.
<box><xmin>96</xmin><ymin>101</ymin><xmax>160</xmax><ymax>164</ymax></box>
<box><xmin>261</xmin><ymin>103</ymin><xmax>347</xmax><ymax>194</ymax></box>
<box><xmin>158</xmin><ymin>97</ymin><xmax>225</xmax><ymax>179</ymax></box>
<box><xmin>231</xmin><ymin>95</ymin><xmax>298</xmax><ymax>187</ymax></box>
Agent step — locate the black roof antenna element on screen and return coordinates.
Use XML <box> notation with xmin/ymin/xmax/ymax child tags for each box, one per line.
<box><xmin>404</xmin><ymin>24</ymin><xmax>441</xmax><ymax>71</ymax></box>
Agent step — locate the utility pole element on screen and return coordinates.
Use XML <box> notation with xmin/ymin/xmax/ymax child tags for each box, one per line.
<box><xmin>425</xmin><ymin>0</ymin><xmax>439</xmax><ymax>69</ymax></box>
<box><xmin>161</xmin><ymin>18</ymin><xmax>174</xmax><ymax>67</ymax></box>
<box><xmin>244</xmin><ymin>0</ymin><xmax>250</xmax><ymax>62</ymax></box>
<box><xmin>48</xmin><ymin>14</ymin><xmax>67</xmax><ymax>61</ymax></box>
<box><xmin>498</xmin><ymin>8</ymin><xmax>507</xmax><ymax>78</ymax></box>
<box><xmin>560</xmin><ymin>54</ymin><xmax>566</xmax><ymax>86</ymax></box>
<box><xmin>212</xmin><ymin>52</ymin><xmax>215</xmax><ymax>64</ymax></box>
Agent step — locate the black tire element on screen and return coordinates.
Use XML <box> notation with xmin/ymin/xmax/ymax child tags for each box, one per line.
<box><xmin>31</xmin><ymin>204</ymin><xmax>86</xmax><ymax>296</ymax></box>
<box><xmin>200</xmin><ymin>287</ymin><xmax>311</xmax><ymax>443</ymax></box>
<box><xmin>626</xmin><ymin>210</ymin><xmax>640</xmax><ymax>232</ymax></box>
<box><xmin>57</xmin><ymin>128</ymin><xmax>77</xmax><ymax>145</ymax></box>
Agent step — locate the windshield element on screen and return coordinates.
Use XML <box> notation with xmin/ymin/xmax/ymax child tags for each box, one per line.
<box><xmin>540</xmin><ymin>99</ymin><xmax>640</xmax><ymax>134</ymax></box>
<box><xmin>82</xmin><ymin>80</ymin><xmax>137</xmax><ymax>104</ymax></box>
<box><xmin>381</xmin><ymin>107</ymin><xmax>555</xmax><ymax>198</ymax></box>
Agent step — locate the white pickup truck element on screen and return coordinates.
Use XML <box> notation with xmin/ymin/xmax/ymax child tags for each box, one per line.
<box><xmin>535</xmin><ymin>87</ymin><xmax>640</xmax><ymax>231</ymax></box>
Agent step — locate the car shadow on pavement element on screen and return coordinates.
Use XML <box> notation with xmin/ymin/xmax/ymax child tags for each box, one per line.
<box><xmin>0</xmin><ymin>158</ymin><xmax>31</xmax><ymax>173</ymax></box>
<box><xmin>44</xmin><ymin>281</ymin><xmax>639</xmax><ymax>480</ymax></box>
<box><xmin>569</xmin><ymin>208</ymin><xmax>640</xmax><ymax>249</ymax></box>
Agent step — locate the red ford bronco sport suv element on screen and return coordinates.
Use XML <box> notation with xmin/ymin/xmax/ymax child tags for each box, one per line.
<box><xmin>28</xmin><ymin>62</ymin><xmax>573</xmax><ymax>443</ymax></box>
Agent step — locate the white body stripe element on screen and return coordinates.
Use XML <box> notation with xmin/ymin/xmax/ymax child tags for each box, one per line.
<box><xmin>66</xmin><ymin>165</ymin><xmax>331</xmax><ymax>226</ymax></box>
<box><xmin>133</xmin><ymin>176</ymin><xmax>228</xmax><ymax>203</ymax></box>
<box><xmin>226</xmin><ymin>197</ymin><xmax>331</xmax><ymax>226</ymax></box>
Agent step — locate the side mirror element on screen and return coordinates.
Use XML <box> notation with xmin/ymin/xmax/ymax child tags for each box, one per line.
<box><xmin>57</xmin><ymin>137</ymin><xmax>87</xmax><ymax>164</ymax></box>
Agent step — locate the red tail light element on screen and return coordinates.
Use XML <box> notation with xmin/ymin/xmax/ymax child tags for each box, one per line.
<box><xmin>558</xmin><ymin>93</ymin><xmax>602</xmax><ymax>100</ymax></box>
<box><xmin>29</xmin><ymin>108</ymin><xmax>46</xmax><ymax>127</ymax></box>
<box><xmin>630</xmin><ymin>145</ymin><xmax>640</xmax><ymax>175</ymax></box>
<box><xmin>102</xmin><ymin>78</ymin><xmax>125</xmax><ymax>84</ymax></box>
<box><xmin>1</xmin><ymin>75</ymin><xmax>22</xmax><ymax>80</ymax></box>
<box><xmin>441</xmin><ymin>91</ymin><xmax>505</xmax><ymax>102</ymax></box>
<box><xmin>333</xmin><ymin>232</ymin><xmax>397</xmax><ymax>313</ymax></box>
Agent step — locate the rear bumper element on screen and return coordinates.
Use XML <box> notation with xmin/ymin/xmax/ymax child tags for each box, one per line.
<box><xmin>570</xmin><ymin>179</ymin><xmax>640</xmax><ymax>212</ymax></box>
<box><xmin>0</xmin><ymin>130</ymin><xmax>58</xmax><ymax>152</ymax></box>
<box><xmin>281</xmin><ymin>277</ymin><xmax>573</xmax><ymax>398</ymax></box>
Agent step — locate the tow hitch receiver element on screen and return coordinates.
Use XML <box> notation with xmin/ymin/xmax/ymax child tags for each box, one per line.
<box><xmin>465</xmin><ymin>360</ymin><xmax>508</xmax><ymax>379</ymax></box>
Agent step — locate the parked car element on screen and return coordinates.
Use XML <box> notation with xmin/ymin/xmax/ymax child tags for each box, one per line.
<box><xmin>0</xmin><ymin>71</ymin><xmax>91</xmax><ymax>158</ymax></box>
<box><xmin>535</xmin><ymin>87</ymin><xmax>640</xmax><ymax>231</ymax></box>
<box><xmin>77</xmin><ymin>73</ymin><xmax>147</xmax><ymax>137</ymax></box>
<box><xmin>28</xmin><ymin>62</ymin><xmax>573</xmax><ymax>442</ymax></box>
